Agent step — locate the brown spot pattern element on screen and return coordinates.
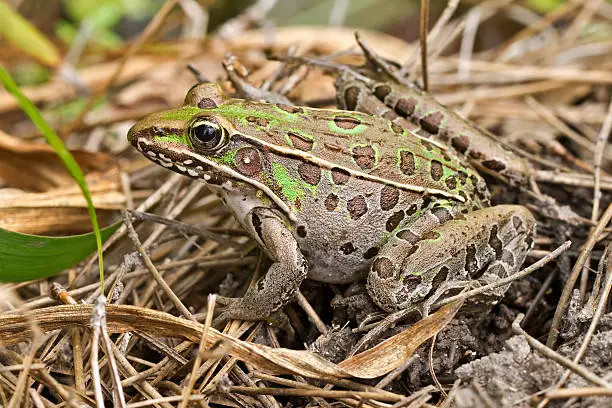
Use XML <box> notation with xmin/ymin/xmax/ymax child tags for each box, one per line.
<box><xmin>482</xmin><ymin>159</ymin><xmax>507</xmax><ymax>172</ymax></box>
<box><xmin>488</xmin><ymin>225</ymin><xmax>503</xmax><ymax>257</ymax></box>
<box><xmin>394</xmin><ymin>97</ymin><xmax>417</xmax><ymax>117</ymax></box>
<box><xmin>296</xmin><ymin>225</ymin><xmax>307</xmax><ymax>238</ymax></box>
<box><xmin>340</xmin><ymin>242</ymin><xmax>357</xmax><ymax>255</ymax></box>
<box><xmin>380</xmin><ymin>185</ymin><xmax>400</xmax><ymax>211</ymax></box>
<box><xmin>421</xmin><ymin>230</ymin><xmax>441</xmax><ymax>241</ymax></box>
<box><xmin>334</xmin><ymin>115</ymin><xmax>362</xmax><ymax>130</ymax></box>
<box><xmin>382</xmin><ymin>110</ymin><xmax>399</xmax><ymax>121</ymax></box>
<box><xmin>406</xmin><ymin>203</ymin><xmax>418</xmax><ymax>216</ymax></box>
<box><xmin>431</xmin><ymin>206</ymin><xmax>453</xmax><ymax>223</ymax></box>
<box><xmin>344</xmin><ymin>86</ymin><xmax>360</xmax><ymax>110</ymax></box>
<box><xmin>246</xmin><ymin>116</ymin><xmax>269</xmax><ymax>127</ymax></box>
<box><xmin>352</xmin><ymin>145</ymin><xmax>376</xmax><ymax>170</ymax></box>
<box><xmin>298</xmin><ymin>162</ymin><xmax>321</xmax><ymax>185</ymax></box>
<box><xmin>276</xmin><ymin>103</ymin><xmax>303</xmax><ymax>113</ymax></box>
<box><xmin>420</xmin><ymin>111</ymin><xmax>444</xmax><ymax>134</ymax></box>
<box><xmin>235</xmin><ymin>147</ymin><xmax>262</xmax><ymax>176</ymax></box>
<box><xmin>324</xmin><ymin>194</ymin><xmax>339</xmax><ymax>211</ymax></box>
<box><xmin>465</xmin><ymin>244</ymin><xmax>479</xmax><ymax>276</ymax></box>
<box><xmin>363</xmin><ymin>247</ymin><xmax>379</xmax><ymax>259</ymax></box>
<box><xmin>372</xmin><ymin>257</ymin><xmax>395</xmax><ymax>279</ymax></box>
<box><xmin>451</xmin><ymin>135</ymin><xmax>470</xmax><ymax>154</ymax></box>
<box><xmin>445</xmin><ymin>176</ymin><xmax>457</xmax><ymax>190</ymax></box>
<box><xmin>331</xmin><ymin>167</ymin><xmax>350</xmax><ymax>185</ymax></box>
<box><xmin>399</xmin><ymin>151</ymin><xmax>416</xmax><ymax>175</ymax></box>
<box><xmin>374</xmin><ymin>84</ymin><xmax>391</xmax><ymax>100</ymax></box>
<box><xmin>397</xmin><ymin>229</ymin><xmax>420</xmax><ymax>244</ymax></box>
<box><xmin>287</xmin><ymin>132</ymin><xmax>313</xmax><ymax>151</ymax></box>
<box><xmin>198</xmin><ymin>98</ymin><xmax>218</xmax><ymax>109</ymax></box>
<box><xmin>347</xmin><ymin>195</ymin><xmax>368</xmax><ymax>220</ymax></box>
<box><xmin>430</xmin><ymin>160</ymin><xmax>444</xmax><ymax>181</ymax></box>
<box><xmin>386</xmin><ymin>211</ymin><xmax>405</xmax><ymax>232</ymax></box>
<box><xmin>391</xmin><ymin>123</ymin><xmax>404</xmax><ymax>134</ymax></box>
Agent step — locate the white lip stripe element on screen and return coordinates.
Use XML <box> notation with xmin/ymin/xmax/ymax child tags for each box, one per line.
<box><xmin>137</xmin><ymin>137</ymin><xmax>297</xmax><ymax>221</ymax></box>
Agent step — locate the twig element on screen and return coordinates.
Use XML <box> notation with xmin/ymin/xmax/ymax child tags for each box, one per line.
<box><xmin>512</xmin><ymin>314</ymin><xmax>610</xmax><ymax>388</ymax></box>
<box><xmin>547</xmin><ymin>203</ymin><xmax>612</xmax><ymax>347</ymax></box>
<box><xmin>226</xmin><ymin>385</ymin><xmax>405</xmax><ymax>402</ymax></box>
<box><xmin>544</xmin><ymin>387</ymin><xmax>612</xmax><ymax>399</ymax></box>
<box><xmin>434</xmin><ymin>241</ymin><xmax>571</xmax><ymax>308</ymax></box>
<box><xmin>294</xmin><ymin>290</ymin><xmax>327</xmax><ymax>335</ymax></box>
<box><xmin>122</xmin><ymin>210</ymin><xmax>196</xmax><ymax>321</ymax></box>
<box><xmin>420</xmin><ymin>0</ymin><xmax>430</xmax><ymax>91</ymax></box>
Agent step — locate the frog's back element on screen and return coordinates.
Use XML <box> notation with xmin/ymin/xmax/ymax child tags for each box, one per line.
<box><xmin>221</xmin><ymin>99</ymin><xmax>489</xmax><ymax>206</ymax></box>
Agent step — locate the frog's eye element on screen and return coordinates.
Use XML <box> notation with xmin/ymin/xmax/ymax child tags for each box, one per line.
<box><xmin>188</xmin><ymin>117</ymin><xmax>226</xmax><ymax>151</ymax></box>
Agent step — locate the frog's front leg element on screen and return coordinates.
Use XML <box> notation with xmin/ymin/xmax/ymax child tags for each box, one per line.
<box><xmin>217</xmin><ymin>207</ymin><xmax>307</xmax><ymax>322</ymax></box>
<box><xmin>367</xmin><ymin>205</ymin><xmax>535</xmax><ymax>313</ymax></box>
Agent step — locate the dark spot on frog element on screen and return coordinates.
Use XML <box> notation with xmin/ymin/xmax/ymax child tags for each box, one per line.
<box><xmin>372</xmin><ymin>257</ymin><xmax>395</xmax><ymax>279</ymax></box>
<box><xmin>421</xmin><ymin>230</ymin><xmax>441</xmax><ymax>241</ymax></box>
<box><xmin>380</xmin><ymin>185</ymin><xmax>400</xmax><ymax>211</ymax></box>
<box><xmin>406</xmin><ymin>203</ymin><xmax>418</xmax><ymax>216</ymax></box>
<box><xmin>420</xmin><ymin>111</ymin><xmax>444</xmax><ymax>134</ymax></box>
<box><xmin>324</xmin><ymin>193</ymin><xmax>339</xmax><ymax>211</ymax></box>
<box><xmin>344</xmin><ymin>86</ymin><xmax>361</xmax><ymax>111</ymax></box>
<box><xmin>331</xmin><ymin>167</ymin><xmax>350</xmax><ymax>185</ymax></box>
<box><xmin>298</xmin><ymin>162</ymin><xmax>321</xmax><ymax>185</ymax></box>
<box><xmin>458</xmin><ymin>190</ymin><xmax>468</xmax><ymax>202</ymax></box>
<box><xmin>451</xmin><ymin>135</ymin><xmax>470</xmax><ymax>154</ymax></box>
<box><xmin>431</xmin><ymin>206</ymin><xmax>453</xmax><ymax>223</ymax></box>
<box><xmin>235</xmin><ymin>147</ymin><xmax>262</xmax><ymax>177</ymax></box>
<box><xmin>251</xmin><ymin>213</ymin><xmax>263</xmax><ymax>242</ymax></box>
<box><xmin>430</xmin><ymin>160</ymin><xmax>443</xmax><ymax>181</ymax></box>
<box><xmin>198</xmin><ymin>98</ymin><xmax>218</xmax><ymax>109</ymax></box>
<box><xmin>457</xmin><ymin>171</ymin><xmax>468</xmax><ymax>185</ymax></box>
<box><xmin>445</xmin><ymin>176</ymin><xmax>457</xmax><ymax>190</ymax></box>
<box><xmin>438</xmin><ymin>129</ymin><xmax>450</xmax><ymax>142</ymax></box>
<box><xmin>340</xmin><ymin>242</ymin><xmax>357</xmax><ymax>255</ymax></box>
<box><xmin>396</xmin><ymin>229</ymin><xmax>420</xmax><ymax>244</ymax></box>
<box><xmin>512</xmin><ymin>215</ymin><xmax>523</xmax><ymax>230</ymax></box>
<box><xmin>465</xmin><ymin>244</ymin><xmax>479</xmax><ymax>276</ymax></box>
<box><xmin>334</xmin><ymin>115</ymin><xmax>362</xmax><ymax>130</ymax></box>
<box><xmin>391</xmin><ymin>123</ymin><xmax>404</xmax><ymax>134</ymax></box>
<box><xmin>374</xmin><ymin>84</ymin><xmax>391</xmax><ymax>101</ymax></box>
<box><xmin>276</xmin><ymin>103</ymin><xmax>303</xmax><ymax>114</ymax></box>
<box><xmin>394</xmin><ymin>97</ymin><xmax>417</xmax><ymax>117</ymax></box>
<box><xmin>399</xmin><ymin>151</ymin><xmax>415</xmax><ymax>175</ymax></box>
<box><xmin>287</xmin><ymin>132</ymin><xmax>314</xmax><ymax>151</ymax></box>
<box><xmin>482</xmin><ymin>159</ymin><xmax>507</xmax><ymax>172</ymax></box>
<box><xmin>386</xmin><ymin>211</ymin><xmax>405</xmax><ymax>232</ymax></box>
<box><xmin>405</xmin><ymin>245</ymin><xmax>420</xmax><ymax>258</ymax></box>
<box><xmin>421</xmin><ymin>140</ymin><xmax>434</xmax><ymax>151</ymax></box>
<box><xmin>363</xmin><ymin>247</ymin><xmax>379</xmax><ymax>259</ymax></box>
<box><xmin>488</xmin><ymin>225</ymin><xmax>503</xmax><ymax>257</ymax></box>
<box><xmin>468</xmin><ymin>175</ymin><xmax>479</xmax><ymax>185</ymax></box>
<box><xmin>347</xmin><ymin>195</ymin><xmax>368</xmax><ymax>220</ymax></box>
<box><xmin>352</xmin><ymin>145</ymin><xmax>376</xmax><ymax>170</ymax></box>
<box><xmin>246</xmin><ymin>116</ymin><xmax>269</xmax><ymax>127</ymax></box>
<box><xmin>296</xmin><ymin>225</ymin><xmax>307</xmax><ymax>238</ymax></box>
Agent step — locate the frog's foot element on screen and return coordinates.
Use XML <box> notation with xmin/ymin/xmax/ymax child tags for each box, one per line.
<box><xmin>367</xmin><ymin>205</ymin><xmax>535</xmax><ymax>313</ymax></box>
<box><xmin>214</xmin><ymin>208</ymin><xmax>307</xmax><ymax>322</ymax></box>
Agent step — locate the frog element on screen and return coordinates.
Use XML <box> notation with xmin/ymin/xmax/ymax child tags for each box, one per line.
<box><xmin>127</xmin><ymin>82</ymin><xmax>536</xmax><ymax>322</ymax></box>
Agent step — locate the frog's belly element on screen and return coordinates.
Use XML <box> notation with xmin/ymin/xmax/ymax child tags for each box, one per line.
<box><xmin>295</xmin><ymin>210</ymin><xmax>390</xmax><ymax>284</ymax></box>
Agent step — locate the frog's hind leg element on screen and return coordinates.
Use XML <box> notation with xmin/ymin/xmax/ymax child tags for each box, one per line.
<box><xmin>367</xmin><ymin>205</ymin><xmax>535</xmax><ymax>313</ymax></box>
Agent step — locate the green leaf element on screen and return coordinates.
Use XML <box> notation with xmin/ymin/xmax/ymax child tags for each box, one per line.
<box><xmin>0</xmin><ymin>223</ymin><xmax>121</xmax><ymax>282</ymax></box>
<box><xmin>0</xmin><ymin>66</ymin><xmax>107</xmax><ymax>290</ymax></box>
<box><xmin>0</xmin><ymin>3</ymin><xmax>60</xmax><ymax>67</ymax></box>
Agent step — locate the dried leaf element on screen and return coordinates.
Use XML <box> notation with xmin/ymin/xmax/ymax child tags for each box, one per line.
<box><xmin>0</xmin><ymin>302</ymin><xmax>460</xmax><ymax>379</ymax></box>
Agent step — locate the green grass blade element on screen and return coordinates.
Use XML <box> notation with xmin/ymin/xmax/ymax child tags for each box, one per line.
<box><xmin>0</xmin><ymin>3</ymin><xmax>60</xmax><ymax>67</ymax></box>
<box><xmin>0</xmin><ymin>223</ymin><xmax>121</xmax><ymax>282</ymax></box>
<box><xmin>0</xmin><ymin>65</ymin><xmax>108</xmax><ymax>290</ymax></box>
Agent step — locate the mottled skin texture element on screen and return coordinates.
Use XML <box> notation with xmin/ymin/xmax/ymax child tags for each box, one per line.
<box><xmin>128</xmin><ymin>83</ymin><xmax>536</xmax><ymax>320</ymax></box>
<box><xmin>334</xmin><ymin>58</ymin><xmax>534</xmax><ymax>186</ymax></box>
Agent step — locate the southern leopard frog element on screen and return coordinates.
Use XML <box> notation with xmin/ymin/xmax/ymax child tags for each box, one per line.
<box><xmin>128</xmin><ymin>82</ymin><xmax>535</xmax><ymax>321</ymax></box>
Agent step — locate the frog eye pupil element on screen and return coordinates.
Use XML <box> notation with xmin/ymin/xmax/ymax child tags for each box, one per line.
<box><xmin>193</xmin><ymin>124</ymin><xmax>217</xmax><ymax>143</ymax></box>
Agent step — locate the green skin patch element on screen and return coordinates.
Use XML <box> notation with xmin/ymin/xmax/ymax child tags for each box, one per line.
<box><xmin>272</xmin><ymin>162</ymin><xmax>317</xmax><ymax>206</ymax></box>
<box><xmin>328</xmin><ymin>118</ymin><xmax>368</xmax><ymax>135</ymax></box>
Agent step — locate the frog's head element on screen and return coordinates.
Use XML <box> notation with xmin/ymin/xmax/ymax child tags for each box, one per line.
<box><xmin>127</xmin><ymin>83</ymin><xmax>261</xmax><ymax>191</ymax></box>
